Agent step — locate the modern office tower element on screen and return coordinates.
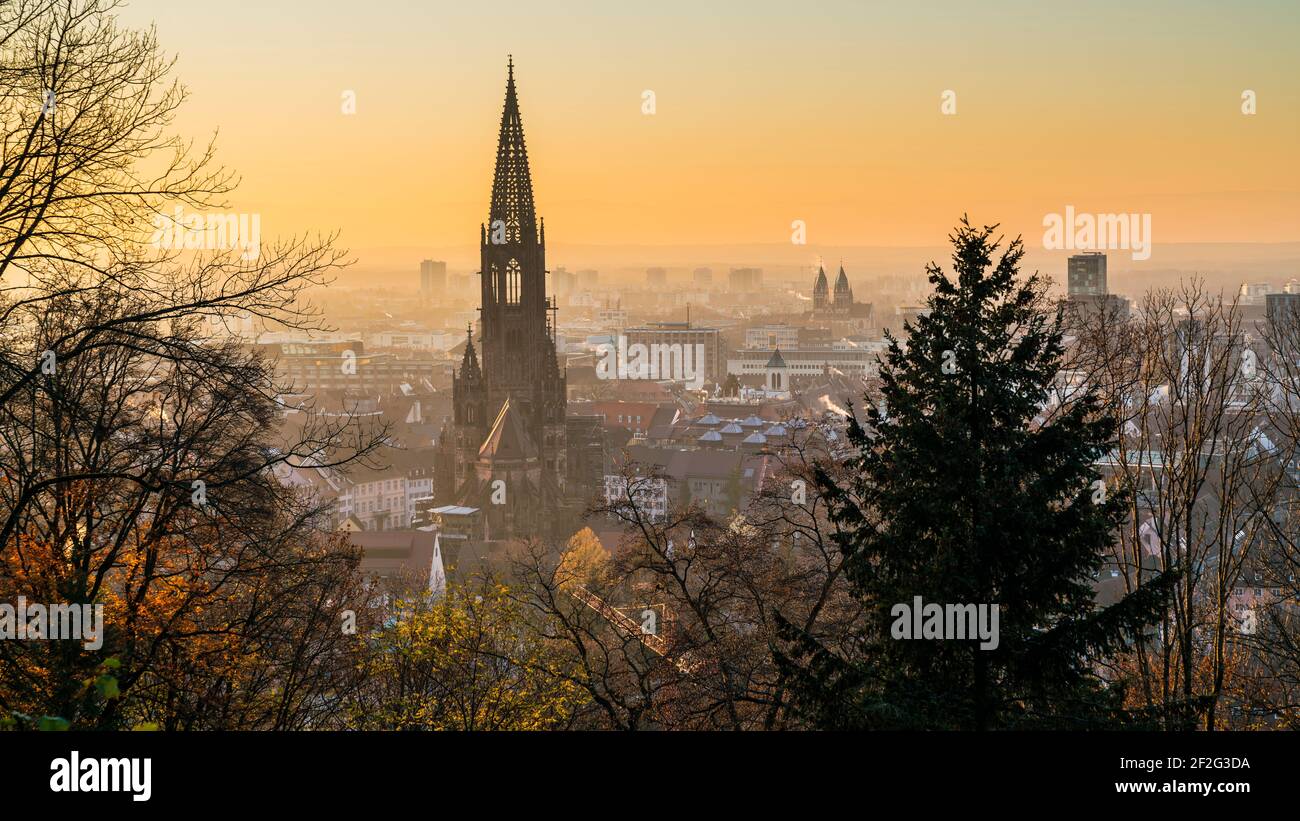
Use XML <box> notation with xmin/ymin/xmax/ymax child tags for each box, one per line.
<box><xmin>647</xmin><ymin>267</ymin><xmax>668</xmax><ymax>287</ymax></box>
<box><xmin>728</xmin><ymin>267</ymin><xmax>763</xmax><ymax>292</ymax></box>
<box><xmin>1067</xmin><ymin>252</ymin><xmax>1107</xmax><ymax>297</ymax></box>
<box><xmin>554</xmin><ymin>266</ymin><xmax>576</xmax><ymax>295</ymax></box>
<box><xmin>420</xmin><ymin>259</ymin><xmax>447</xmax><ymax>296</ymax></box>
<box><xmin>693</xmin><ymin>267</ymin><xmax>713</xmax><ymax>286</ymax></box>
<box><xmin>1266</xmin><ymin>292</ymin><xmax>1300</xmax><ymax>329</ymax></box>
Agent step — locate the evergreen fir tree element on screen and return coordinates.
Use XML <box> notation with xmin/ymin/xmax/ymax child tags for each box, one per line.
<box><xmin>778</xmin><ymin>217</ymin><xmax>1175</xmax><ymax>729</ymax></box>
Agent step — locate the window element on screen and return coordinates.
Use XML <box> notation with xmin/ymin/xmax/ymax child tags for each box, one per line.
<box><xmin>506</xmin><ymin>258</ymin><xmax>522</xmax><ymax>304</ymax></box>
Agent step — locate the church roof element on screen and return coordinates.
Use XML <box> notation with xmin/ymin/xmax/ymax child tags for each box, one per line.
<box><xmin>765</xmin><ymin>348</ymin><xmax>787</xmax><ymax>369</ymax></box>
<box><xmin>813</xmin><ymin>265</ymin><xmax>829</xmax><ymax>295</ymax></box>
<box><xmin>478</xmin><ymin>396</ymin><xmax>538</xmax><ymax>462</ymax></box>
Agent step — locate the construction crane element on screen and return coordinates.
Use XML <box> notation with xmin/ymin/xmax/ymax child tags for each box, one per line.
<box><xmin>569</xmin><ymin>585</ymin><xmax>696</xmax><ymax>674</ymax></box>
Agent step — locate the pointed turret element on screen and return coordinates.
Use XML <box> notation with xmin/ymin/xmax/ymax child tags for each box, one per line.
<box><xmin>813</xmin><ymin>264</ymin><xmax>830</xmax><ymax>311</ymax></box>
<box><xmin>833</xmin><ymin>263</ymin><xmax>853</xmax><ymax>309</ymax></box>
<box><xmin>459</xmin><ymin>324</ymin><xmax>482</xmax><ymax>381</ymax></box>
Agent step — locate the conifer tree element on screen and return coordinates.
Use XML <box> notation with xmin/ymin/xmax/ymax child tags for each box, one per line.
<box><xmin>778</xmin><ymin>217</ymin><xmax>1175</xmax><ymax>729</ymax></box>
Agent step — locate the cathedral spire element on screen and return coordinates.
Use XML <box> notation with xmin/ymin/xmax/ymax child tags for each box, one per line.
<box><xmin>833</xmin><ymin>263</ymin><xmax>853</xmax><ymax>307</ymax></box>
<box><xmin>813</xmin><ymin>264</ymin><xmax>830</xmax><ymax>310</ymax></box>
<box><xmin>489</xmin><ymin>56</ymin><xmax>537</xmax><ymax>245</ymax></box>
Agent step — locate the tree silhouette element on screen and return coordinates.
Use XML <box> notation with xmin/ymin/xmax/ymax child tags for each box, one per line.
<box><xmin>778</xmin><ymin>217</ymin><xmax>1176</xmax><ymax>729</ymax></box>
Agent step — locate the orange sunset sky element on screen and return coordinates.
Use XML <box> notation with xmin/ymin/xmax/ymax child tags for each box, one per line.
<box><xmin>119</xmin><ymin>0</ymin><xmax>1299</xmax><ymax>267</ymax></box>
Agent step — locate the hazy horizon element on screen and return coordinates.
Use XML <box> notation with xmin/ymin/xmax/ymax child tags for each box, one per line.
<box><xmin>336</xmin><ymin>240</ymin><xmax>1300</xmax><ymax>297</ymax></box>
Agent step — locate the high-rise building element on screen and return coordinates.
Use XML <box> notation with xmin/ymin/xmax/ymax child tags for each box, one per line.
<box><xmin>693</xmin><ymin>267</ymin><xmax>713</xmax><ymax>287</ymax></box>
<box><xmin>646</xmin><ymin>267</ymin><xmax>668</xmax><ymax>287</ymax></box>
<box><xmin>1068</xmin><ymin>252</ymin><xmax>1107</xmax><ymax>297</ymax></box>
<box><xmin>420</xmin><ymin>259</ymin><xmax>447</xmax><ymax>296</ymax></box>
<box><xmin>729</xmin><ymin>267</ymin><xmax>763</xmax><ymax>292</ymax></box>
<box><xmin>436</xmin><ymin>60</ymin><xmax>566</xmax><ymax>538</ymax></box>
<box><xmin>1266</xmin><ymin>292</ymin><xmax>1300</xmax><ymax>329</ymax></box>
<box><xmin>554</xmin><ymin>266</ymin><xmax>575</xmax><ymax>295</ymax></box>
<box><xmin>1062</xmin><ymin>252</ymin><xmax>1127</xmax><ymax>324</ymax></box>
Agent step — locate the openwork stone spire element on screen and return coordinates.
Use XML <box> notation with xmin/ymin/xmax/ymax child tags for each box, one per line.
<box><xmin>488</xmin><ymin>56</ymin><xmax>537</xmax><ymax>245</ymax></box>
